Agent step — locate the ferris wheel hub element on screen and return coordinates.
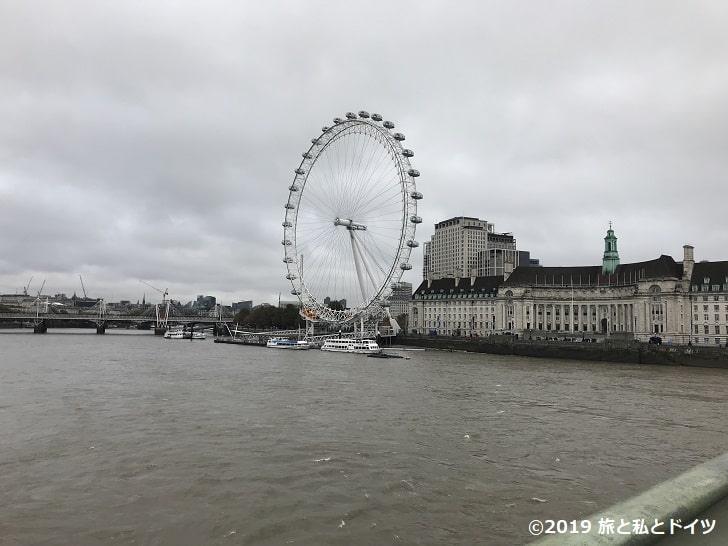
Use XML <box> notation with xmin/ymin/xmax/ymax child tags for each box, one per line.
<box><xmin>334</xmin><ymin>217</ymin><xmax>367</xmax><ymax>231</ymax></box>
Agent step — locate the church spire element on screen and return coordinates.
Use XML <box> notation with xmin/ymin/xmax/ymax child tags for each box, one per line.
<box><xmin>602</xmin><ymin>222</ymin><xmax>620</xmax><ymax>275</ymax></box>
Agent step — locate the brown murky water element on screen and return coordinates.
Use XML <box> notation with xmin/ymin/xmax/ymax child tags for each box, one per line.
<box><xmin>1</xmin><ymin>330</ymin><xmax>727</xmax><ymax>545</ymax></box>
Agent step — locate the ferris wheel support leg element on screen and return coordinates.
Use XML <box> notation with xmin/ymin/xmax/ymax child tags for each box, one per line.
<box><xmin>354</xmin><ymin>234</ymin><xmax>381</xmax><ymax>296</ymax></box>
<box><xmin>305</xmin><ymin>317</ymin><xmax>315</xmax><ymax>340</ymax></box>
<box><xmin>349</xmin><ymin>231</ymin><xmax>369</xmax><ymax>303</ymax></box>
<box><xmin>350</xmin><ymin>231</ymin><xmax>380</xmax><ymax>301</ymax></box>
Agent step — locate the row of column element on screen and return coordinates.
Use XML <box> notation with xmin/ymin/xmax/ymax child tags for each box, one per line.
<box><xmin>518</xmin><ymin>302</ymin><xmax>636</xmax><ymax>332</ymax></box>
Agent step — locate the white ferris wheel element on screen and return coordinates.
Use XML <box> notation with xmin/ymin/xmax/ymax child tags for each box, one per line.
<box><xmin>282</xmin><ymin>110</ymin><xmax>423</xmax><ymax>325</ymax></box>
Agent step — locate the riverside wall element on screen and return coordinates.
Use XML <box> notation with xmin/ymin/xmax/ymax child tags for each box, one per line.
<box><xmin>393</xmin><ymin>335</ymin><xmax>728</xmax><ymax>369</ymax></box>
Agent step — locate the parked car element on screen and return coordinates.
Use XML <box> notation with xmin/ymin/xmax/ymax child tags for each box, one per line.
<box><xmin>649</xmin><ymin>336</ymin><xmax>662</xmax><ymax>345</ymax></box>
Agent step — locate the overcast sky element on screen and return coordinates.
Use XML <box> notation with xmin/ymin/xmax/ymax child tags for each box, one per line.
<box><xmin>2</xmin><ymin>1</ymin><xmax>727</xmax><ymax>306</ymax></box>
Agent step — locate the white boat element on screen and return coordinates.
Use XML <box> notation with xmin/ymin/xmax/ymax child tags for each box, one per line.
<box><xmin>266</xmin><ymin>337</ymin><xmax>311</xmax><ymax>349</ymax></box>
<box><xmin>164</xmin><ymin>326</ymin><xmax>206</xmax><ymax>340</ymax></box>
<box><xmin>320</xmin><ymin>338</ymin><xmax>381</xmax><ymax>354</ymax></box>
<box><xmin>163</xmin><ymin>326</ymin><xmax>185</xmax><ymax>339</ymax></box>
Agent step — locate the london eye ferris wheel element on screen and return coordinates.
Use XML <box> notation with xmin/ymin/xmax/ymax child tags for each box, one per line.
<box><xmin>282</xmin><ymin>110</ymin><xmax>422</xmax><ymax>325</ymax></box>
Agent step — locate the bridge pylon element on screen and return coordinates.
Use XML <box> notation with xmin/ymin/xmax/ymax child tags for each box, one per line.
<box><xmin>94</xmin><ymin>299</ymin><xmax>107</xmax><ymax>334</ymax></box>
<box><xmin>155</xmin><ymin>301</ymin><xmax>170</xmax><ymax>335</ymax></box>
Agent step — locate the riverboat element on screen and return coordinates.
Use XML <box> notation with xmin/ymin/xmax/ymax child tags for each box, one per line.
<box><xmin>164</xmin><ymin>326</ymin><xmax>206</xmax><ymax>340</ymax></box>
<box><xmin>163</xmin><ymin>326</ymin><xmax>185</xmax><ymax>339</ymax></box>
<box><xmin>320</xmin><ymin>338</ymin><xmax>381</xmax><ymax>354</ymax></box>
<box><xmin>266</xmin><ymin>337</ymin><xmax>311</xmax><ymax>350</ymax></box>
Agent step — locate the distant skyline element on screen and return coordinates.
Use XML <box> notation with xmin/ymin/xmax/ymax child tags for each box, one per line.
<box><xmin>2</xmin><ymin>1</ymin><xmax>728</xmax><ymax>306</ymax></box>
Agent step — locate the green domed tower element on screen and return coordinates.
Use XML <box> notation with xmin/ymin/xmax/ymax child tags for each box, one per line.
<box><xmin>602</xmin><ymin>222</ymin><xmax>620</xmax><ymax>275</ymax></box>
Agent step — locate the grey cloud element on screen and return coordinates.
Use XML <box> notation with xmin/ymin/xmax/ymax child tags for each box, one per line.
<box><xmin>2</xmin><ymin>1</ymin><xmax>727</xmax><ymax>305</ymax></box>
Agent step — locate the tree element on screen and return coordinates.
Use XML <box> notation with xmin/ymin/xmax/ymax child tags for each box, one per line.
<box><xmin>328</xmin><ymin>299</ymin><xmax>345</xmax><ymax>311</ymax></box>
<box><xmin>233</xmin><ymin>307</ymin><xmax>251</xmax><ymax>324</ymax></box>
<box><xmin>233</xmin><ymin>303</ymin><xmax>306</xmax><ymax>330</ymax></box>
<box><xmin>396</xmin><ymin>313</ymin><xmax>409</xmax><ymax>333</ymax></box>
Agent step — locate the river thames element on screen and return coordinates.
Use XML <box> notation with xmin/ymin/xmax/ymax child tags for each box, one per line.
<box><xmin>1</xmin><ymin>330</ymin><xmax>727</xmax><ymax>545</ymax></box>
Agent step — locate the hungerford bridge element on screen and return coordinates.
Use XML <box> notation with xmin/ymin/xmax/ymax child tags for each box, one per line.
<box><xmin>0</xmin><ymin>299</ymin><xmax>236</xmax><ymax>334</ymax></box>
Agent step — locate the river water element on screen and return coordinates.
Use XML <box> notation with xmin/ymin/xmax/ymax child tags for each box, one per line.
<box><xmin>1</xmin><ymin>330</ymin><xmax>727</xmax><ymax>545</ymax></box>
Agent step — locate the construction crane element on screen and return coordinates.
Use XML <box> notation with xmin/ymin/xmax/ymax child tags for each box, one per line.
<box><xmin>139</xmin><ymin>280</ymin><xmax>169</xmax><ymax>303</ymax></box>
<box><xmin>23</xmin><ymin>276</ymin><xmax>33</xmax><ymax>296</ymax></box>
<box><xmin>79</xmin><ymin>275</ymin><xmax>88</xmax><ymax>299</ymax></box>
<box><xmin>34</xmin><ymin>279</ymin><xmax>47</xmax><ymax>316</ymax></box>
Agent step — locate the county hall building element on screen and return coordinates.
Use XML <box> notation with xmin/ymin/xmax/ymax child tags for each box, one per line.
<box><xmin>410</xmin><ymin>219</ymin><xmax>728</xmax><ymax>346</ymax></box>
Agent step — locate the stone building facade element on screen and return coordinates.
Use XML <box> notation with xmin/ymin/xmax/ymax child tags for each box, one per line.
<box><xmin>410</xmin><ymin>226</ymin><xmax>728</xmax><ymax>346</ymax></box>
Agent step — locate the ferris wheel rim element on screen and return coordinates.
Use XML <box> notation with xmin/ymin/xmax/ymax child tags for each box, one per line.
<box><xmin>282</xmin><ymin>112</ymin><xmax>421</xmax><ymax>324</ymax></box>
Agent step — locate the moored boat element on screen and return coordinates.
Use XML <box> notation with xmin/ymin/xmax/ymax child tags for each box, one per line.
<box><xmin>266</xmin><ymin>337</ymin><xmax>311</xmax><ymax>349</ymax></box>
<box><xmin>320</xmin><ymin>338</ymin><xmax>381</xmax><ymax>354</ymax></box>
<box><xmin>163</xmin><ymin>326</ymin><xmax>185</xmax><ymax>339</ymax></box>
<box><xmin>367</xmin><ymin>351</ymin><xmax>406</xmax><ymax>359</ymax></box>
<box><xmin>164</xmin><ymin>326</ymin><xmax>206</xmax><ymax>340</ymax></box>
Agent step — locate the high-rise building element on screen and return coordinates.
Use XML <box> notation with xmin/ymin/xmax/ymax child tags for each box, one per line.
<box><xmin>423</xmin><ymin>216</ymin><xmax>528</xmax><ymax>280</ymax></box>
<box><xmin>388</xmin><ymin>281</ymin><xmax>412</xmax><ymax>318</ymax></box>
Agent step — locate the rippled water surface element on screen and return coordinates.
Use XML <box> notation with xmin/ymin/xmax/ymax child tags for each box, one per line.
<box><xmin>1</xmin><ymin>330</ymin><xmax>727</xmax><ymax>545</ymax></box>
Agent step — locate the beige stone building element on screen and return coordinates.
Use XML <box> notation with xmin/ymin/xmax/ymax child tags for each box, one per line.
<box><xmin>423</xmin><ymin>216</ymin><xmax>518</xmax><ymax>279</ymax></box>
<box><xmin>411</xmin><ymin>226</ymin><xmax>728</xmax><ymax>346</ymax></box>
